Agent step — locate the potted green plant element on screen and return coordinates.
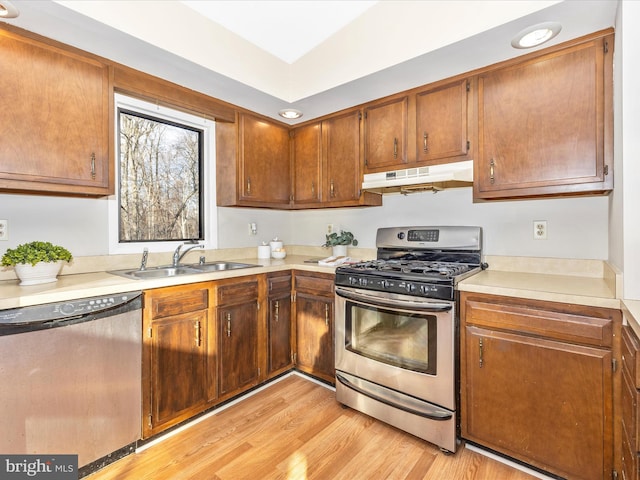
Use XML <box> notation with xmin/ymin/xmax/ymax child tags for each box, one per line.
<box><xmin>1</xmin><ymin>241</ymin><xmax>73</xmax><ymax>285</ymax></box>
<box><xmin>323</xmin><ymin>230</ymin><xmax>358</xmax><ymax>257</ymax></box>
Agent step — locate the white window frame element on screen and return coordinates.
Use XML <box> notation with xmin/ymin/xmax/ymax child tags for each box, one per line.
<box><xmin>108</xmin><ymin>93</ymin><xmax>217</xmax><ymax>254</ymax></box>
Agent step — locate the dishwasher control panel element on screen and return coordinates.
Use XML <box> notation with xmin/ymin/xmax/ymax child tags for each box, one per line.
<box><xmin>0</xmin><ymin>292</ymin><xmax>142</xmax><ymax>325</ymax></box>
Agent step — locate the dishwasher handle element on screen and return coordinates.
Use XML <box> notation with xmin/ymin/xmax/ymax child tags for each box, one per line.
<box><xmin>0</xmin><ymin>291</ymin><xmax>142</xmax><ymax>336</ymax></box>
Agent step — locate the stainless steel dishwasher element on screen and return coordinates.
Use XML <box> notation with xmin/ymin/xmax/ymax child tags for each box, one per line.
<box><xmin>0</xmin><ymin>291</ymin><xmax>143</xmax><ymax>473</ymax></box>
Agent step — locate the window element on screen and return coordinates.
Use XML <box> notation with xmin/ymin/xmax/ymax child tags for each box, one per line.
<box><xmin>109</xmin><ymin>94</ymin><xmax>216</xmax><ymax>254</ymax></box>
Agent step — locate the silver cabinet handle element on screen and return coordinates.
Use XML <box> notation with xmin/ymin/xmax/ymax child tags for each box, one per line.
<box><xmin>90</xmin><ymin>152</ymin><xmax>96</xmax><ymax>179</ymax></box>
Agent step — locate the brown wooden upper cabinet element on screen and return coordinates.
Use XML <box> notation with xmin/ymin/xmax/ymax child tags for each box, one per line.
<box><xmin>292</xmin><ymin>110</ymin><xmax>381</xmax><ymax>208</ymax></box>
<box><xmin>363</xmin><ymin>78</ymin><xmax>474</xmax><ymax>174</ymax></box>
<box><xmin>0</xmin><ymin>28</ymin><xmax>111</xmax><ymax>196</ymax></box>
<box><xmin>475</xmin><ymin>33</ymin><xmax>613</xmax><ymax>199</ymax></box>
<box><xmin>216</xmin><ymin>113</ymin><xmax>291</xmax><ymax>207</ymax></box>
<box><xmin>415</xmin><ymin>79</ymin><xmax>472</xmax><ymax>166</ymax></box>
<box><xmin>364</xmin><ymin>96</ymin><xmax>409</xmax><ymax>172</ymax></box>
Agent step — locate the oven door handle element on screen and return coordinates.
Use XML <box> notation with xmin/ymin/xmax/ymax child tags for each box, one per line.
<box><xmin>336</xmin><ymin>287</ymin><xmax>452</xmax><ymax>312</ymax></box>
<box><xmin>336</xmin><ymin>372</ymin><xmax>453</xmax><ymax>421</ymax></box>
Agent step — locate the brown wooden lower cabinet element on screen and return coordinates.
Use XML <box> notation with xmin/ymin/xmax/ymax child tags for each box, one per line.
<box><xmin>267</xmin><ymin>272</ymin><xmax>293</xmax><ymax>377</ymax></box>
<box><xmin>460</xmin><ymin>292</ymin><xmax>620</xmax><ymax>480</ymax></box>
<box><xmin>142</xmin><ymin>283</ymin><xmax>213</xmax><ymax>438</ymax></box>
<box><xmin>215</xmin><ymin>276</ymin><xmax>261</xmax><ymax>400</ymax></box>
<box><xmin>621</xmin><ymin>325</ymin><xmax>640</xmax><ymax>480</ymax></box>
<box><xmin>141</xmin><ymin>271</ymin><xmax>336</xmax><ymax>439</ymax></box>
<box><xmin>293</xmin><ymin>270</ymin><xmax>335</xmax><ymax>384</ymax></box>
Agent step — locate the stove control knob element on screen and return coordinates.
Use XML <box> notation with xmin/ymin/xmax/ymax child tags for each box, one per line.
<box><xmin>358</xmin><ymin>278</ymin><xmax>368</xmax><ymax>287</ymax></box>
<box><xmin>380</xmin><ymin>280</ymin><xmax>390</xmax><ymax>289</ymax></box>
<box><xmin>405</xmin><ymin>283</ymin><xmax>416</xmax><ymax>293</ymax></box>
<box><xmin>349</xmin><ymin>277</ymin><xmax>358</xmax><ymax>285</ymax></box>
<box><xmin>397</xmin><ymin>232</ymin><xmax>405</xmax><ymax>240</ymax></box>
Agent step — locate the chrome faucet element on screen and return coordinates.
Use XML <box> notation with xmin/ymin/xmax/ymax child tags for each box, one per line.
<box><xmin>139</xmin><ymin>248</ymin><xmax>148</xmax><ymax>271</ymax></box>
<box><xmin>172</xmin><ymin>242</ymin><xmax>204</xmax><ymax>267</ymax></box>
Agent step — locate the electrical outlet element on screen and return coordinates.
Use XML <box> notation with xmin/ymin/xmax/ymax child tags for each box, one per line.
<box><xmin>533</xmin><ymin>220</ymin><xmax>547</xmax><ymax>240</ymax></box>
<box><xmin>327</xmin><ymin>224</ymin><xmax>335</xmax><ymax>234</ymax></box>
<box><xmin>0</xmin><ymin>219</ymin><xmax>7</xmax><ymax>241</ymax></box>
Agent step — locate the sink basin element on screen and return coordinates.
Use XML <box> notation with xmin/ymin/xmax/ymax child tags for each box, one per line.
<box><xmin>109</xmin><ymin>265</ymin><xmax>202</xmax><ymax>280</ymax></box>
<box><xmin>189</xmin><ymin>261</ymin><xmax>260</xmax><ymax>272</ymax></box>
<box><xmin>108</xmin><ymin>262</ymin><xmax>260</xmax><ymax>280</ymax></box>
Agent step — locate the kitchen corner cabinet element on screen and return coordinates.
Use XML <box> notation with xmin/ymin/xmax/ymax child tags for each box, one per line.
<box><xmin>293</xmin><ymin>271</ymin><xmax>335</xmax><ymax>384</ymax></box>
<box><xmin>475</xmin><ymin>33</ymin><xmax>613</xmax><ymax>199</ymax></box>
<box><xmin>215</xmin><ymin>276</ymin><xmax>262</xmax><ymax>400</ymax></box>
<box><xmin>292</xmin><ymin>110</ymin><xmax>381</xmax><ymax>208</ymax></box>
<box><xmin>0</xmin><ymin>28</ymin><xmax>111</xmax><ymax>196</ymax></box>
<box><xmin>142</xmin><ymin>283</ymin><xmax>213</xmax><ymax>438</ymax></box>
<box><xmin>621</xmin><ymin>325</ymin><xmax>640</xmax><ymax>480</ymax></box>
<box><xmin>266</xmin><ymin>272</ymin><xmax>293</xmax><ymax>378</ymax></box>
<box><xmin>461</xmin><ymin>292</ymin><xmax>619</xmax><ymax>480</ymax></box>
<box><xmin>216</xmin><ymin>112</ymin><xmax>291</xmax><ymax>208</ymax></box>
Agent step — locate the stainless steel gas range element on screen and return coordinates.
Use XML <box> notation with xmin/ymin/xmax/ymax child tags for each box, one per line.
<box><xmin>334</xmin><ymin>226</ymin><xmax>485</xmax><ymax>453</ymax></box>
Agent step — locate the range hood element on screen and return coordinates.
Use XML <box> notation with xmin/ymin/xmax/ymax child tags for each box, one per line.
<box><xmin>362</xmin><ymin>160</ymin><xmax>473</xmax><ymax>194</ymax></box>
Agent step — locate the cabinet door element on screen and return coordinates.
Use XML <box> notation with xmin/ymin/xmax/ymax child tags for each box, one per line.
<box><xmin>295</xmin><ymin>292</ymin><xmax>334</xmax><ymax>383</ymax></box>
<box><xmin>0</xmin><ymin>31</ymin><xmax>110</xmax><ymax>195</ymax></box>
<box><xmin>268</xmin><ymin>291</ymin><xmax>293</xmax><ymax>374</ymax></box>
<box><xmin>146</xmin><ymin>310</ymin><xmax>207</xmax><ymax>436</ymax></box>
<box><xmin>415</xmin><ymin>79</ymin><xmax>470</xmax><ymax>165</ymax></box>
<box><xmin>218</xmin><ymin>302</ymin><xmax>259</xmax><ymax>396</ymax></box>
<box><xmin>476</xmin><ymin>36</ymin><xmax>612</xmax><ymax>199</ymax></box>
<box><xmin>364</xmin><ymin>97</ymin><xmax>408</xmax><ymax>172</ymax></box>
<box><xmin>324</xmin><ymin>110</ymin><xmax>362</xmax><ymax>203</ymax></box>
<box><xmin>463</xmin><ymin>325</ymin><xmax>612</xmax><ymax>480</ymax></box>
<box><xmin>292</xmin><ymin>122</ymin><xmax>322</xmax><ymax>204</ymax></box>
<box><xmin>239</xmin><ymin>113</ymin><xmax>291</xmax><ymax>205</ymax></box>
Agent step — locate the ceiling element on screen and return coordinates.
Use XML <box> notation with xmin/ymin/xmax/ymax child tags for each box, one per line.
<box><xmin>3</xmin><ymin>0</ymin><xmax>619</xmax><ymax>124</ymax></box>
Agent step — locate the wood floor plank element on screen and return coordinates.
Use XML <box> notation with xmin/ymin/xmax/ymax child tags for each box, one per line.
<box><xmin>86</xmin><ymin>374</ymin><xmax>539</xmax><ymax>480</ymax></box>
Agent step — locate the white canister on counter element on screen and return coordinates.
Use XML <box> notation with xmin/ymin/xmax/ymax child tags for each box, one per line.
<box><xmin>257</xmin><ymin>243</ymin><xmax>271</xmax><ymax>259</ymax></box>
<box><xmin>269</xmin><ymin>237</ymin><xmax>283</xmax><ymax>252</ymax></box>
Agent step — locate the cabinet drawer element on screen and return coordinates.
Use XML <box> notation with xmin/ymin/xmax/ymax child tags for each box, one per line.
<box><xmin>146</xmin><ymin>286</ymin><xmax>208</xmax><ymax>319</ymax></box>
<box><xmin>464</xmin><ymin>298</ymin><xmax>613</xmax><ymax>347</ymax></box>
<box><xmin>623</xmin><ymin>326</ymin><xmax>640</xmax><ymax>389</ymax></box>
<box><xmin>267</xmin><ymin>273</ymin><xmax>292</xmax><ymax>295</ymax></box>
<box><xmin>217</xmin><ymin>279</ymin><xmax>259</xmax><ymax>305</ymax></box>
<box><xmin>294</xmin><ymin>273</ymin><xmax>334</xmax><ymax>296</ymax></box>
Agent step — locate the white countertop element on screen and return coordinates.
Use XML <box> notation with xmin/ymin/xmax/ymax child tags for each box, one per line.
<box><xmin>0</xmin><ymin>255</ymin><xmax>335</xmax><ymax>310</ymax></box>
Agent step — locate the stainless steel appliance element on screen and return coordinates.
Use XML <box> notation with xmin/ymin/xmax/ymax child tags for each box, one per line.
<box><xmin>335</xmin><ymin>226</ymin><xmax>484</xmax><ymax>453</ymax></box>
<box><xmin>0</xmin><ymin>292</ymin><xmax>143</xmax><ymax>475</ymax></box>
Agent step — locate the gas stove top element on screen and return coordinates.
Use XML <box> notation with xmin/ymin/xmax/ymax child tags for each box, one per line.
<box><xmin>335</xmin><ymin>226</ymin><xmax>486</xmax><ymax>300</ymax></box>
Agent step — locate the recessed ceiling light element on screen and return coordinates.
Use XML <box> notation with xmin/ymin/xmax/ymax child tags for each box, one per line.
<box><xmin>511</xmin><ymin>22</ymin><xmax>562</xmax><ymax>49</ymax></box>
<box><xmin>278</xmin><ymin>109</ymin><xmax>303</xmax><ymax>119</ymax></box>
<box><xmin>0</xmin><ymin>0</ymin><xmax>19</xmax><ymax>18</ymax></box>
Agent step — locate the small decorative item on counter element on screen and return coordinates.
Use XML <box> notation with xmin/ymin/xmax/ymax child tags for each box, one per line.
<box><xmin>271</xmin><ymin>248</ymin><xmax>286</xmax><ymax>259</ymax></box>
<box><xmin>257</xmin><ymin>242</ymin><xmax>271</xmax><ymax>259</ymax></box>
<box><xmin>323</xmin><ymin>230</ymin><xmax>358</xmax><ymax>257</ymax></box>
<box><xmin>1</xmin><ymin>241</ymin><xmax>73</xmax><ymax>285</ymax></box>
<box><xmin>269</xmin><ymin>236</ymin><xmax>284</xmax><ymax>252</ymax></box>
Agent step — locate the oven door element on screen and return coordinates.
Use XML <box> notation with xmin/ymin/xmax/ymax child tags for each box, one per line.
<box><xmin>335</xmin><ymin>286</ymin><xmax>455</xmax><ymax>410</ymax></box>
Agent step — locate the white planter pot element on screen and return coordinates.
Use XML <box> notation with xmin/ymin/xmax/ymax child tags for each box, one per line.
<box><xmin>332</xmin><ymin>245</ymin><xmax>348</xmax><ymax>257</ymax></box>
<box><xmin>14</xmin><ymin>261</ymin><xmax>63</xmax><ymax>286</ymax></box>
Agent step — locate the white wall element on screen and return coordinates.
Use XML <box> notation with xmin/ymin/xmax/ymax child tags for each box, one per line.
<box><xmin>1</xmin><ymin>186</ymin><xmax>609</xmax><ymax>260</ymax></box>
<box><xmin>617</xmin><ymin>1</ymin><xmax>640</xmax><ymax>299</ymax></box>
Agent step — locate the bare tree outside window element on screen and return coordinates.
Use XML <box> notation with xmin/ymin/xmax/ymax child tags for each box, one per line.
<box><xmin>118</xmin><ymin>110</ymin><xmax>204</xmax><ymax>242</ymax></box>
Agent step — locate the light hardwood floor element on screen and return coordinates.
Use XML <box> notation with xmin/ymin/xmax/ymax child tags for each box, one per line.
<box><xmin>87</xmin><ymin>374</ymin><xmax>539</xmax><ymax>480</ymax></box>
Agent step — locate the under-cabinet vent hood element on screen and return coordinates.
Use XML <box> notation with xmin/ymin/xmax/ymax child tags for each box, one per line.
<box><xmin>362</xmin><ymin>160</ymin><xmax>473</xmax><ymax>194</ymax></box>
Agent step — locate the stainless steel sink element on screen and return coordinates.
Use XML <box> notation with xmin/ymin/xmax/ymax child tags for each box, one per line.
<box><xmin>189</xmin><ymin>261</ymin><xmax>260</xmax><ymax>272</ymax></box>
<box><xmin>108</xmin><ymin>262</ymin><xmax>260</xmax><ymax>280</ymax></box>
